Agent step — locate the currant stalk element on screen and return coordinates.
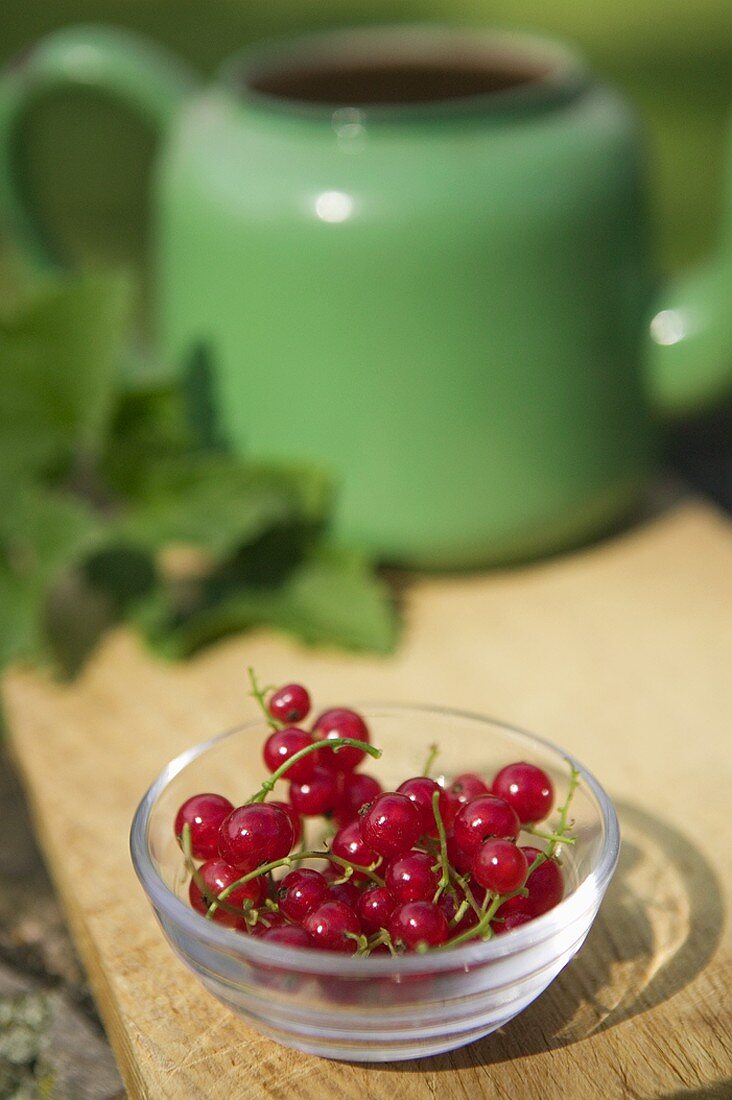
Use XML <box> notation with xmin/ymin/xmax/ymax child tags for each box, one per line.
<box><xmin>248</xmin><ymin>737</ymin><xmax>382</xmax><ymax>803</ymax></box>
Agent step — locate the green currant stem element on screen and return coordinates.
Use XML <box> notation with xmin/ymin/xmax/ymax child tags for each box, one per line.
<box><xmin>525</xmin><ymin>825</ymin><xmax>576</xmax><ymax>846</ymax></box>
<box><xmin>431</xmin><ymin>788</ymin><xmax>452</xmax><ymax>903</ymax></box>
<box><xmin>209</xmin><ymin>848</ymin><xmax>384</xmax><ymax>918</ymax></box>
<box><xmin>439</xmin><ymin>852</ymin><xmax>546</xmax><ymax>950</ymax></box>
<box><xmin>547</xmin><ymin>762</ymin><xmax>580</xmax><ymax>859</ymax></box>
<box><xmin>370</xmin><ymin>929</ymin><xmax>398</xmax><ymax>956</ymax></box>
<box><xmin>247</xmin><ymin>666</ymin><xmax>279</xmax><ymax>731</ymax></box>
<box><xmin>449</xmin><ymin>868</ymin><xmax>483</xmax><ymax>919</ymax></box>
<box><xmin>421</xmin><ymin>743</ymin><xmax>439</xmax><ymax>778</ymax></box>
<box><xmin>345</xmin><ymin>931</ymin><xmax>371</xmax><ymax>955</ymax></box>
<box><xmin>248</xmin><ymin>738</ymin><xmax>382</xmax><ymax>803</ymax></box>
<box><xmin>450</xmin><ymin>898</ymin><xmax>470</xmax><ymax>927</ymax></box>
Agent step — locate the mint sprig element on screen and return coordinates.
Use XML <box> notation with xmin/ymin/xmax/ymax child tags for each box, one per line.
<box><xmin>0</xmin><ymin>269</ymin><xmax>398</xmax><ymax>676</ymax></box>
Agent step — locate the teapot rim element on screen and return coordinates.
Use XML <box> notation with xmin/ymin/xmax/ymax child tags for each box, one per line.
<box><xmin>218</xmin><ymin>23</ymin><xmax>590</xmax><ymax>124</ymax></box>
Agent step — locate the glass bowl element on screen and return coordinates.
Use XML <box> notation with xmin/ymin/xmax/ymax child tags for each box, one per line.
<box><xmin>130</xmin><ymin>705</ymin><xmax>619</xmax><ymax>1062</ymax></box>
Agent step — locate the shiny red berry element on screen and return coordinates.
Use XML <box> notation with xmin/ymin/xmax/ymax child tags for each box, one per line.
<box><xmin>312</xmin><ymin>708</ymin><xmax>370</xmax><ymax>772</ymax></box>
<box><xmin>389</xmin><ymin>901</ymin><xmax>448</xmax><ymax>951</ymax></box>
<box><xmin>335</xmin><ymin>772</ymin><xmax>383</xmax><ymax>826</ymax></box>
<box><xmin>396</xmin><ymin>777</ymin><xmax>449</xmax><ymax>836</ymax></box>
<box><xmin>188</xmin><ymin>859</ymin><xmax>263</xmax><ymax>926</ymax></box>
<box><xmin>446</xmin><ymin>832</ymin><xmax>473</xmax><ymax>875</ymax></box>
<box><xmin>328</xmin><ymin>878</ymin><xmax>361</xmax><ymax>908</ymax></box>
<box><xmin>331</xmin><ymin>820</ymin><xmax>378</xmax><ymax>877</ymax></box>
<box><xmin>385</xmin><ymin>851</ymin><xmax>440</xmax><ymax>904</ymax></box>
<box><xmin>472</xmin><ymin>839</ymin><xmax>528</xmax><ymax>894</ymax></box>
<box><xmin>497</xmin><ymin>847</ymin><xmax>564</xmax><ymax>919</ymax></box>
<box><xmin>268</xmin><ymin>683</ymin><xmax>311</xmax><ymax>724</ymax></box>
<box><xmin>357</xmin><ymin>885</ymin><xmax>396</xmax><ymax>934</ymax></box>
<box><xmin>303</xmin><ymin>900</ymin><xmax>361</xmax><ymax>952</ymax></box>
<box><xmin>174</xmin><ymin>793</ymin><xmax>233</xmax><ymax>860</ymax></box>
<box><xmin>259</xmin><ymin>924</ymin><xmax>313</xmax><ymax>947</ymax></box>
<box><xmin>493</xmin><ymin>911</ymin><xmax>534</xmax><ymax>935</ymax></box>
<box><xmin>442</xmin><ymin>773</ymin><xmax>490</xmax><ymax>829</ymax></box>
<box><xmin>218</xmin><ymin>802</ymin><xmax>294</xmax><ymax>871</ymax></box>
<box><xmin>492</xmin><ymin>762</ymin><xmax>554</xmax><ymax>824</ymax></box>
<box><xmin>289</xmin><ymin>765</ymin><xmax>340</xmax><ymax>816</ymax></box>
<box><xmin>453</xmin><ymin>794</ymin><xmax>520</xmax><ymax>854</ymax></box>
<box><xmin>263</xmin><ymin>727</ymin><xmax>316</xmax><ymax>782</ymax></box>
<box><xmin>360</xmin><ymin>793</ymin><xmax>422</xmax><ymax>859</ymax></box>
<box><xmin>277</xmin><ymin>868</ymin><xmax>330</xmax><ymax>923</ymax></box>
<box><xmin>267</xmin><ymin>800</ymin><xmax>302</xmax><ymax>846</ymax></box>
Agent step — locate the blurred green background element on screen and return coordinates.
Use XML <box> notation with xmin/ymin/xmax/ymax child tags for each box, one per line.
<box><xmin>2</xmin><ymin>0</ymin><xmax>731</xmax><ymax>288</ymax></box>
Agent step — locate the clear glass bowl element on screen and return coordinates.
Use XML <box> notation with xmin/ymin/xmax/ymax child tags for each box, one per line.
<box><xmin>130</xmin><ymin>705</ymin><xmax>619</xmax><ymax>1061</ymax></box>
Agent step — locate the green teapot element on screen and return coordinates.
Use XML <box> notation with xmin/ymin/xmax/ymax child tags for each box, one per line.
<box><xmin>1</xmin><ymin>24</ymin><xmax>730</xmax><ymax>567</ymax></box>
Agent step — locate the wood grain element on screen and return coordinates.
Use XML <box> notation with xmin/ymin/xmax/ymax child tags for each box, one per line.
<box><xmin>4</xmin><ymin>501</ymin><xmax>732</xmax><ymax>1099</ymax></box>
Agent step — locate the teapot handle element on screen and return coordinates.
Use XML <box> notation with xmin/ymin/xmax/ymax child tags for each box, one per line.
<box><xmin>0</xmin><ymin>25</ymin><xmax>196</xmax><ymax>270</ymax></box>
<box><xmin>646</xmin><ymin>112</ymin><xmax>732</xmax><ymax>419</ymax></box>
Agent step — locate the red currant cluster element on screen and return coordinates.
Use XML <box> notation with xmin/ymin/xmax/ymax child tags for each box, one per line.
<box><xmin>174</xmin><ymin>674</ymin><xmax>578</xmax><ymax>955</ymax></box>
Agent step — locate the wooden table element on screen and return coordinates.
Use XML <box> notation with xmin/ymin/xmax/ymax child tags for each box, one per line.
<box><xmin>4</xmin><ymin>501</ymin><xmax>731</xmax><ymax>1099</ymax></box>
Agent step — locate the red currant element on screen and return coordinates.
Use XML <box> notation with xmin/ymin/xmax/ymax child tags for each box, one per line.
<box><xmin>492</xmin><ymin>762</ymin><xmax>554</xmax><ymax>824</ymax></box>
<box><xmin>218</xmin><ymin>803</ymin><xmax>294</xmax><ymax>871</ymax></box>
<box><xmin>268</xmin><ymin>800</ymin><xmax>302</xmax><ymax>846</ymax></box>
<box><xmin>389</xmin><ymin>901</ymin><xmax>448</xmax><ymax>951</ymax></box>
<box><xmin>277</xmin><ymin>868</ymin><xmax>330</xmax><ymax>923</ymax></box>
<box><xmin>356</xmin><ymin>885</ymin><xmax>396</xmax><ymax>934</ymax></box>
<box><xmin>442</xmin><ymin>773</ymin><xmax>490</xmax><ymax>829</ymax></box>
<box><xmin>288</xmin><ymin>765</ymin><xmax>340</xmax><ymax>816</ymax></box>
<box><xmin>268</xmin><ymin>683</ymin><xmax>311</xmax><ymax>724</ymax></box>
<box><xmin>360</xmin><ymin>793</ymin><xmax>422</xmax><ymax>859</ymax></box>
<box><xmin>331</xmin><ymin>820</ymin><xmax>378</xmax><ymax>877</ymax></box>
<box><xmin>453</xmin><ymin>794</ymin><xmax>520</xmax><ymax>854</ymax></box>
<box><xmin>263</xmin><ymin>727</ymin><xmax>316</xmax><ymax>782</ymax></box>
<box><xmin>334</xmin><ymin>773</ymin><xmax>383</xmax><ymax>826</ymax></box>
<box><xmin>497</xmin><ymin>847</ymin><xmax>564</xmax><ymax>918</ymax></box>
<box><xmin>493</xmin><ymin>911</ymin><xmax>534</xmax><ymax>935</ymax></box>
<box><xmin>328</xmin><ymin>879</ymin><xmax>361</xmax><ymax>908</ymax></box>
<box><xmin>385</xmin><ymin>851</ymin><xmax>440</xmax><ymax>904</ymax></box>
<box><xmin>396</xmin><ymin>776</ymin><xmax>449</xmax><ymax>836</ymax></box>
<box><xmin>445</xmin><ymin>833</ymin><xmax>473</xmax><ymax>875</ymax></box>
<box><xmin>312</xmin><ymin>708</ymin><xmax>370</xmax><ymax>772</ymax></box>
<box><xmin>472</xmin><ymin>839</ymin><xmax>527</xmax><ymax>893</ymax></box>
<box><xmin>188</xmin><ymin>859</ymin><xmax>263</xmax><ymax>926</ymax></box>
<box><xmin>303</xmin><ymin>900</ymin><xmax>361</xmax><ymax>953</ymax></box>
<box><xmin>174</xmin><ymin>793</ymin><xmax>233</xmax><ymax>860</ymax></box>
<box><xmin>259</xmin><ymin>924</ymin><xmax>313</xmax><ymax>947</ymax></box>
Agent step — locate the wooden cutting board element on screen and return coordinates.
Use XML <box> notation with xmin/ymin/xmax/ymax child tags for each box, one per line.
<box><xmin>4</xmin><ymin>501</ymin><xmax>732</xmax><ymax>1100</ymax></box>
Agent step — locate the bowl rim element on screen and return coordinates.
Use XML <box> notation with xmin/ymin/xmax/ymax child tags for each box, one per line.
<box><xmin>130</xmin><ymin>703</ymin><xmax>620</xmax><ymax>976</ymax></box>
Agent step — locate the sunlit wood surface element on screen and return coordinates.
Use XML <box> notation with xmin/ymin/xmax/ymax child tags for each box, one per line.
<box><xmin>4</xmin><ymin>501</ymin><xmax>731</xmax><ymax>1099</ymax></box>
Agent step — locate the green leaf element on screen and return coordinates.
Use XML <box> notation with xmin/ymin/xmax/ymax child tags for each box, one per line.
<box><xmin>118</xmin><ymin>455</ymin><xmax>331</xmax><ymax>559</ymax></box>
<box><xmin>0</xmin><ymin>486</ymin><xmax>101</xmax><ymax>666</ymax></box>
<box><xmin>99</xmin><ymin>381</ymin><xmax>198</xmax><ymax>498</ymax></box>
<box><xmin>136</xmin><ymin>547</ymin><xmax>398</xmax><ymax>659</ymax></box>
<box><xmin>0</xmin><ymin>271</ymin><xmax>130</xmax><ymax>479</ymax></box>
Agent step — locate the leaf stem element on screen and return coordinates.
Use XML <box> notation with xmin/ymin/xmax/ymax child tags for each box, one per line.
<box><xmin>208</xmin><ymin>848</ymin><xmax>385</xmax><ymax>918</ymax></box>
<box><xmin>438</xmin><ymin>852</ymin><xmax>545</xmax><ymax>950</ymax></box>
<box><xmin>248</xmin><ymin>738</ymin><xmax>382</xmax><ymax>803</ymax></box>
<box><xmin>247</xmin><ymin>666</ymin><xmax>278</xmax><ymax>731</ymax></box>
<box><xmin>547</xmin><ymin>762</ymin><xmax>580</xmax><ymax>859</ymax></box>
<box><xmin>421</xmin><ymin>743</ymin><xmax>439</xmax><ymax>778</ymax></box>
<box><xmin>525</xmin><ymin>826</ymin><xmax>576</xmax><ymax>846</ymax></box>
<box><xmin>431</xmin><ymin>788</ymin><xmax>451</xmax><ymax>903</ymax></box>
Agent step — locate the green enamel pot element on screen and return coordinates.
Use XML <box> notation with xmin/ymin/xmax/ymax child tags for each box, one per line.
<box><xmin>1</xmin><ymin>24</ymin><xmax>731</xmax><ymax>566</ymax></box>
